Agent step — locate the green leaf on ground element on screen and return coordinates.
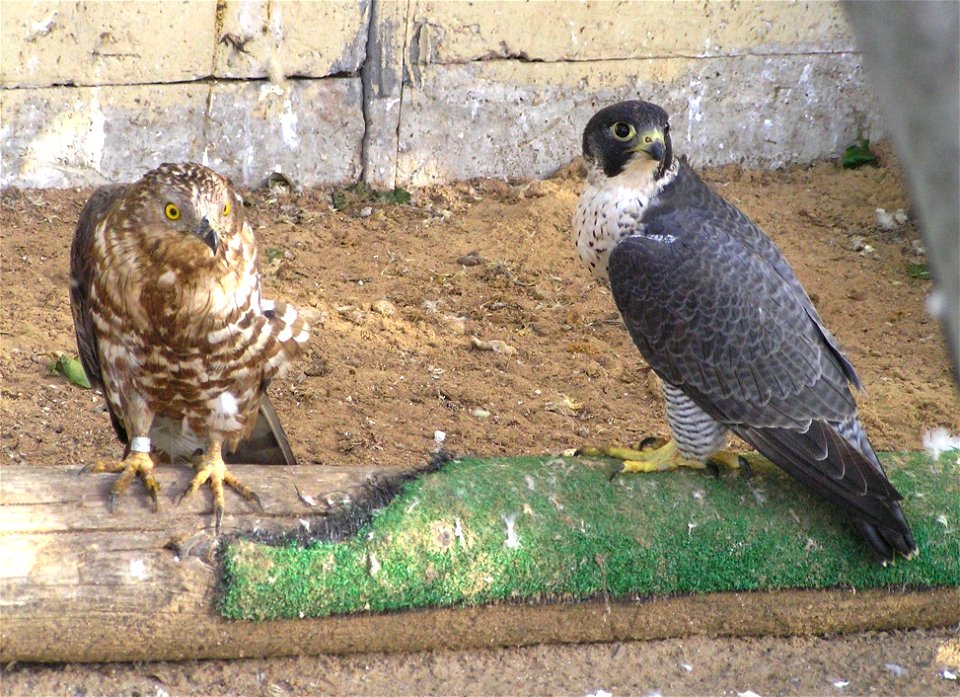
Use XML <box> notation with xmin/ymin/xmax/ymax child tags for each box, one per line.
<box><xmin>49</xmin><ymin>354</ymin><xmax>91</xmax><ymax>389</ymax></box>
<box><xmin>842</xmin><ymin>138</ymin><xmax>877</xmax><ymax>169</ymax></box>
<box><xmin>265</xmin><ymin>247</ymin><xmax>283</xmax><ymax>264</ymax></box>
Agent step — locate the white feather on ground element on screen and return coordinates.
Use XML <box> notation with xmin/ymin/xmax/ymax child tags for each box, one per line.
<box><xmin>922</xmin><ymin>428</ymin><xmax>960</xmax><ymax>460</ymax></box>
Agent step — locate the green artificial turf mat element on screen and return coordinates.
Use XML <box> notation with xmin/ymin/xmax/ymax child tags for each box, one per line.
<box><xmin>221</xmin><ymin>452</ymin><xmax>959</xmax><ymax>621</ymax></box>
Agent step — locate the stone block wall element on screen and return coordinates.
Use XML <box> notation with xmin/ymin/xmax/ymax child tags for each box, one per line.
<box><xmin>1</xmin><ymin>0</ymin><xmax>882</xmax><ymax>189</ymax></box>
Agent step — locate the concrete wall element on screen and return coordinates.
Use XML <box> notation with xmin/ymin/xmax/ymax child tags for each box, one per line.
<box><xmin>1</xmin><ymin>0</ymin><xmax>883</xmax><ymax>189</ymax></box>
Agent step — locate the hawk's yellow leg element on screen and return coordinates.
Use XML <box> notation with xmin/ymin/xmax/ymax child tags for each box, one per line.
<box><xmin>177</xmin><ymin>440</ymin><xmax>263</xmax><ymax>534</ymax></box>
<box><xmin>85</xmin><ymin>451</ymin><xmax>160</xmax><ymax>512</ymax></box>
<box><xmin>579</xmin><ymin>439</ymin><xmax>746</xmax><ymax>475</ymax></box>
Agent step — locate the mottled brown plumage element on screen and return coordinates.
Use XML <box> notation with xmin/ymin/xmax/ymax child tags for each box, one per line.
<box><xmin>70</xmin><ymin>162</ymin><xmax>309</xmax><ymax>530</ymax></box>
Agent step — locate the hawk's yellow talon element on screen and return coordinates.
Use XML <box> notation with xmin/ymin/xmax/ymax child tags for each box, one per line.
<box><xmin>178</xmin><ymin>441</ymin><xmax>262</xmax><ymax>533</ymax></box>
<box><xmin>86</xmin><ymin>451</ymin><xmax>160</xmax><ymax>511</ymax></box>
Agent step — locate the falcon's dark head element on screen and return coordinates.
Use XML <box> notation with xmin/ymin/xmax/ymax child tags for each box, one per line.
<box><xmin>582</xmin><ymin>100</ymin><xmax>673</xmax><ymax>181</ymax></box>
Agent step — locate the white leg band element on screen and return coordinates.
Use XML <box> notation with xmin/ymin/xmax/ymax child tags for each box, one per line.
<box><xmin>130</xmin><ymin>437</ymin><xmax>152</xmax><ymax>454</ymax></box>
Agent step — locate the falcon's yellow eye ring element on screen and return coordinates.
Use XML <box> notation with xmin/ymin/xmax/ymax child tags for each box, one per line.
<box><xmin>164</xmin><ymin>203</ymin><xmax>180</xmax><ymax>220</ymax></box>
<box><xmin>611</xmin><ymin>122</ymin><xmax>636</xmax><ymax>141</ymax></box>
<box><xmin>223</xmin><ymin>202</ymin><xmax>231</xmax><ymax>216</ymax></box>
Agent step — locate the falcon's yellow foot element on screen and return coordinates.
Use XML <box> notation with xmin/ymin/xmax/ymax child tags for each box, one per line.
<box><xmin>704</xmin><ymin>449</ymin><xmax>752</xmax><ymax>478</ymax></box>
<box><xmin>177</xmin><ymin>442</ymin><xmax>263</xmax><ymax>534</ymax></box>
<box><xmin>83</xmin><ymin>451</ymin><xmax>160</xmax><ymax>512</ymax></box>
<box><xmin>578</xmin><ymin>439</ymin><xmax>750</xmax><ymax>477</ymax></box>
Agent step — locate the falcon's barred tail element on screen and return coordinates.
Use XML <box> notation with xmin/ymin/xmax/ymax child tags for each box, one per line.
<box><xmin>739</xmin><ymin>421</ymin><xmax>917</xmax><ymax>562</ymax></box>
<box><xmin>227</xmin><ymin>395</ymin><xmax>297</xmax><ymax>466</ymax></box>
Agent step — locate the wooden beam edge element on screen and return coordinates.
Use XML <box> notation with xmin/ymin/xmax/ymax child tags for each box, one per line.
<box><xmin>3</xmin><ymin>586</ymin><xmax>958</xmax><ymax>664</ymax></box>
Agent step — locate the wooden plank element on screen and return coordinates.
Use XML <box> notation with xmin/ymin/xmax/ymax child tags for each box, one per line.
<box><xmin>2</xmin><ymin>465</ymin><xmax>958</xmax><ymax>663</ymax></box>
<box><xmin>5</xmin><ymin>588</ymin><xmax>959</xmax><ymax>664</ymax></box>
<box><xmin>0</xmin><ymin>465</ymin><xmax>383</xmax><ymax>529</ymax></box>
<box><xmin>0</xmin><ymin>462</ymin><xmax>394</xmax><ymax>661</ymax></box>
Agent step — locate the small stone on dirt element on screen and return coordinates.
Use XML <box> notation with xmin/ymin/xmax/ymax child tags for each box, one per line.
<box><xmin>371</xmin><ymin>299</ymin><xmax>397</xmax><ymax>317</ymax></box>
<box><xmin>457</xmin><ymin>251</ymin><xmax>484</xmax><ymax>266</ymax></box>
<box><xmin>470</xmin><ymin>336</ymin><xmax>517</xmax><ymax>355</ymax></box>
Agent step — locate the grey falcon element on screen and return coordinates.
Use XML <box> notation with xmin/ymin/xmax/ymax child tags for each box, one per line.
<box><xmin>572</xmin><ymin>99</ymin><xmax>916</xmax><ymax>563</ymax></box>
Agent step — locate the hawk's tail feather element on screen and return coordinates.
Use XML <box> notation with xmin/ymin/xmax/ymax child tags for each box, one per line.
<box><xmin>227</xmin><ymin>395</ymin><xmax>297</xmax><ymax>466</ymax></box>
<box><xmin>262</xmin><ymin>299</ymin><xmax>310</xmax><ymax>377</ymax></box>
<box><xmin>739</xmin><ymin>422</ymin><xmax>917</xmax><ymax>562</ymax></box>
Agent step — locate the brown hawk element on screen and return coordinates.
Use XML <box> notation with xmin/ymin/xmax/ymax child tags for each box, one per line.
<box><xmin>70</xmin><ymin>162</ymin><xmax>309</xmax><ymax>531</ymax></box>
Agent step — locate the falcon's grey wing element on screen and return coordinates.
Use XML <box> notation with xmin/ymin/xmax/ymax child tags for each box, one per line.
<box><xmin>70</xmin><ymin>185</ymin><xmax>128</xmax><ymax>444</ymax></box>
<box><xmin>607</xmin><ymin>176</ymin><xmax>914</xmax><ymax>560</ymax></box>
<box><xmin>657</xmin><ymin>162</ymin><xmax>863</xmax><ymax>389</ymax></box>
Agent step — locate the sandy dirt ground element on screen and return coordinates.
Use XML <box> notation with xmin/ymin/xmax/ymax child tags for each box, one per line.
<box><xmin>2</xmin><ymin>145</ymin><xmax>958</xmax><ymax>694</ymax></box>
<box><xmin>3</xmin><ymin>630</ymin><xmax>960</xmax><ymax>696</ymax></box>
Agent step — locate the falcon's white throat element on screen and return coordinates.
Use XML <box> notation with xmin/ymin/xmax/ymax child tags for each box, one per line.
<box><xmin>573</xmin><ymin>156</ymin><xmax>678</xmax><ymax>285</ymax></box>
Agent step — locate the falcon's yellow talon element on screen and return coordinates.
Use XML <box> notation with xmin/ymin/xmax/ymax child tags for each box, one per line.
<box><xmin>618</xmin><ymin>439</ymin><xmax>701</xmax><ymax>472</ymax></box>
<box><xmin>580</xmin><ymin>444</ymin><xmax>671</xmax><ymax>461</ymax></box>
<box><xmin>638</xmin><ymin>435</ymin><xmax>669</xmax><ymax>451</ymax></box>
<box><xmin>706</xmin><ymin>450</ymin><xmax>744</xmax><ymax>471</ymax></box>
<box><xmin>620</xmin><ymin>458</ymin><xmax>702</xmax><ymax>473</ymax></box>
<box><xmin>579</xmin><ymin>439</ymin><xmax>746</xmax><ymax>476</ymax></box>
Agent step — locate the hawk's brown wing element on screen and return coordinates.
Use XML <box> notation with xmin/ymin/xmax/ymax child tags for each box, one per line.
<box><xmin>70</xmin><ymin>185</ymin><xmax>128</xmax><ymax>443</ymax></box>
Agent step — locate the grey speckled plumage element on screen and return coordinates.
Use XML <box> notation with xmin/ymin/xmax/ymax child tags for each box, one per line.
<box><xmin>576</xmin><ymin>100</ymin><xmax>916</xmax><ymax>562</ymax></box>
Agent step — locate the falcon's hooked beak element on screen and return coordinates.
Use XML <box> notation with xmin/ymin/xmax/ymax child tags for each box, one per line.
<box><xmin>631</xmin><ymin>128</ymin><xmax>673</xmax><ymax>180</ymax></box>
<box><xmin>195</xmin><ymin>217</ymin><xmax>219</xmax><ymax>254</ymax></box>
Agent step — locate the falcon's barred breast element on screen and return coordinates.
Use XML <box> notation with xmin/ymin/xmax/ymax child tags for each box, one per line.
<box><xmin>573</xmin><ymin>100</ymin><xmax>916</xmax><ymax>563</ymax></box>
<box><xmin>70</xmin><ymin>162</ymin><xmax>309</xmax><ymax>530</ymax></box>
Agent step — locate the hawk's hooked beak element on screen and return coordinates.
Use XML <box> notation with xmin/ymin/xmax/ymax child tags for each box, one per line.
<box><xmin>195</xmin><ymin>217</ymin><xmax>218</xmax><ymax>254</ymax></box>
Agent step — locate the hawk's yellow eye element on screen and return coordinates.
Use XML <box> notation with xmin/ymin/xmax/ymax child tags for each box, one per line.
<box><xmin>611</xmin><ymin>122</ymin><xmax>636</xmax><ymax>141</ymax></box>
<box><xmin>164</xmin><ymin>203</ymin><xmax>180</xmax><ymax>220</ymax></box>
<box><xmin>223</xmin><ymin>202</ymin><xmax>231</xmax><ymax>216</ymax></box>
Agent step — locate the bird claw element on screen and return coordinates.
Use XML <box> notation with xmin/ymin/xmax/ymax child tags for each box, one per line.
<box><xmin>178</xmin><ymin>448</ymin><xmax>262</xmax><ymax>534</ymax></box>
<box><xmin>638</xmin><ymin>435</ymin><xmax>668</xmax><ymax>451</ymax></box>
<box><xmin>738</xmin><ymin>455</ymin><xmax>753</xmax><ymax>479</ymax></box>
